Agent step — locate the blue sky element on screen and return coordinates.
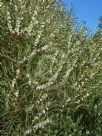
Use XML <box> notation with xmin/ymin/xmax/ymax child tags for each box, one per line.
<box><xmin>63</xmin><ymin>0</ymin><xmax>102</xmax><ymax>32</ymax></box>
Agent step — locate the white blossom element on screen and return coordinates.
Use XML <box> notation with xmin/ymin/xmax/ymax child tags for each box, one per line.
<box><xmin>26</xmin><ymin>73</ymin><xmax>30</xmax><ymax>78</ymax></box>
<box><xmin>11</xmin><ymin>78</ymin><xmax>16</xmax><ymax>88</ymax></box>
<box><xmin>16</xmin><ymin>69</ymin><xmax>20</xmax><ymax>75</ymax></box>
<box><xmin>34</xmin><ymin>10</ymin><xmax>37</xmax><ymax>16</ymax></box>
<box><xmin>0</xmin><ymin>1</ymin><xmax>3</xmax><ymax>7</ymax></box>
<box><xmin>66</xmin><ymin>98</ymin><xmax>71</xmax><ymax>102</ymax></box>
<box><xmin>42</xmin><ymin>110</ymin><xmax>46</xmax><ymax>114</ymax></box>
<box><xmin>7</xmin><ymin>11</ymin><xmax>12</xmax><ymax>31</ymax></box>
<box><xmin>28</xmin><ymin>80</ymin><xmax>32</xmax><ymax>85</ymax></box>
<box><xmin>14</xmin><ymin>90</ymin><xmax>19</xmax><ymax>97</ymax></box>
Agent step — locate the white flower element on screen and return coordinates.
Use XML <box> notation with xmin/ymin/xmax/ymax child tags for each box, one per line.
<box><xmin>28</xmin><ymin>80</ymin><xmax>32</xmax><ymax>85</ymax></box>
<box><xmin>26</xmin><ymin>73</ymin><xmax>30</xmax><ymax>78</ymax></box>
<box><xmin>16</xmin><ymin>69</ymin><xmax>20</xmax><ymax>75</ymax></box>
<box><xmin>11</xmin><ymin>78</ymin><xmax>16</xmax><ymax>88</ymax></box>
<box><xmin>81</xmin><ymin>82</ymin><xmax>84</xmax><ymax>86</ymax></box>
<box><xmin>0</xmin><ymin>2</ymin><xmax>3</xmax><ymax>7</ymax></box>
<box><xmin>42</xmin><ymin>110</ymin><xmax>46</xmax><ymax>114</ymax></box>
<box><xmin>62</xmin><ymin>105</ymin><xmax>64</xmax><ymax>108</ymax></box>
<box><xmin>34</xmin><ymin>10</ymin><xmax>37</xmax><ymax>16</ymax></box>
<box><xmin>7</xmin><ymin>11</ymin><xmax>12</xmax><ymax>31</ymax></box>
<box><xmin>15</xmin><ymin>5</ymin><xmax>17</xmax><ymax>11</ymax></box>
<box><xmin>50</xmin><ymin>33</ymin><xmax>55</xmax><ymax>37</ymax></box>
<box><xmin>29</xmin><ymin>51</ymin><xmax>36</xmax><ymax>58</ymax></box>
<box><xmin>25</xmin><ymin>128</ymin><xmax>32</xmax><ymax>134</ymax></box>
<box><xmin>40</xmin><ymin>98</ymin><xmax>42</xmax><ymax>102</ymax></box>
<box><xmin>42</xmin><ymin>93</ymin><xmax>48</xmax><ymax>99</ymax></box>
<box><xmin>32</xmin><ymin>16</ymin><xmax>36</xmax><ymax>21</ymax></box>
<box><xmin>66</xmin><ymin>98</ymin><xmax>71</xmax><ymax>102</ymax></box>
<box><xmin>86</xmin><ymin>93</ymin><xmax>89</xmax><ymax>97</ymax></box>
<box><xmin>77</xmin><ymin>100</ymin><xmax>80</xmax><ymax>104</ymax></box>
<box><xmin>14</xmin><ymin>91</ymin><xmax>19</xmax><ymax>97</ymax></box>
<box><xmin>86</xmin><ymin>130</ymin><xmax>89</xmax><ymax>134</ymax></box>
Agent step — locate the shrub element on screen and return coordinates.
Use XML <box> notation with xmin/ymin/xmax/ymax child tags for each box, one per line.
<box><xmin>0</xmin><ymin>0</ymin><xmax>102</xmax><ymax>135</ymax></box>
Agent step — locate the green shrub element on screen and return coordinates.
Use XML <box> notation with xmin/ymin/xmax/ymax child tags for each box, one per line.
<box><xmin>0</xmin><ymin>0</ymin><xmax>102</xmax><ymax>135</ymax></box>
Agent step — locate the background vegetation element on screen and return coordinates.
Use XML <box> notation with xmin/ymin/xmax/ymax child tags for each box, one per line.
<box><xmin>0</xmin><ymin>0</ymin><xmax>102</xmax><ymax>135</ymax></box>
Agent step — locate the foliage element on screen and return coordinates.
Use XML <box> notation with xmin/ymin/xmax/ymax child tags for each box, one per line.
<box><xmin>0</xmin><ymin>0</ymin><xmax>102</xmax><ymax>135</ymax></box>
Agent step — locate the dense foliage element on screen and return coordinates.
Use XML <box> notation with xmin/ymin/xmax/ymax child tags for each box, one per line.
<box><xmin>0</xmin><ymin>0</ymin><xmax>102</xmax><ymax>135</ymax></box>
